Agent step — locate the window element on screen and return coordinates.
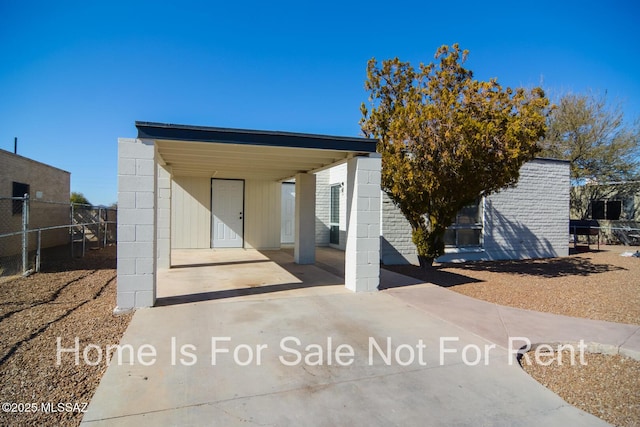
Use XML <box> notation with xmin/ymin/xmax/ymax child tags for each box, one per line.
<box><xmin>444</xmin><ymin>199</ymin><xmax>483</xmax><ymax>249</ymax></box>
<box><xmin>591</xmin><ymin>200</ymin><xmax>605</xmax><ymax>220</ymax></box>
<box><xmin>12</xmin><ymin>181</ymin><xmax>29</xmax><ymax>215</ymax></box>
<box><xmin>590</xmin><ymin>200</ymin><xmax>622</xmax><ymax>220</ymax></box>
<box><xmin>606</xmin><ymin>200</ymin><xmax>622</xmax><ymax>220</ymax></box>
<box><xmin>330</xmin><ymin>184</ymin><xmax>340</xmax><ymax>244</ymax></box>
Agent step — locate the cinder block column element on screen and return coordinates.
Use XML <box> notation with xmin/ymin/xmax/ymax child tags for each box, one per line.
<box><xmin>294</xmin><ymin>172</ymin><xmax>316</xmax><ymax>264</ymax></box>
<box><xmin>157</xmin><ymin>161</ymin><xmax>172</xmax><ymax>269</ymax></box>
<box><xmin>345</xmin><ymin>155</ymin><xmax>381</xmax><ymax>292</ymax></box>
<box><xmin>116</xmin><ymin>138</ymin><xmax>157</xmax><ymax>311</ymax></box>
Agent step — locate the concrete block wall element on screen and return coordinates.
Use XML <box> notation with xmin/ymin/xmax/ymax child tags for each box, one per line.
<box><xmin>480</xmin><ymin>159</ymin><xmax>570</xmax><ymax>260</ymax></box>
<box><xmin>117</xmin><ymin>138</ymin><xmax>157</xmax><ymax>310</ymax></box>
<box><xmin>381</xmin><ymin>158</ymin><xmax>570</xmax><ymax>264</ymax></box>
<box><xmin>381</xmin><ymin>192</ymin><xmax>419</xmax><ymax>265</ymax></box>
<box><xmin>345</xmin><ymin>156</ymin><xmax>381</xmax><ymax>292</ymax></box>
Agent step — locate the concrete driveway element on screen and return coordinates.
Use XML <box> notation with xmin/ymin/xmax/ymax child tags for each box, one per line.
<box><xmin>81</xmin><ymin>249</ymin><xmax>608</xmax><ymax>426</ymax></box>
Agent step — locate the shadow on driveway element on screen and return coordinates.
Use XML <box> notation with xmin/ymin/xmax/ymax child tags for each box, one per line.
<box><xmin>442</xmin><ymin>256</ymin><xmax>625</xmax><ymax>278</ymax></box>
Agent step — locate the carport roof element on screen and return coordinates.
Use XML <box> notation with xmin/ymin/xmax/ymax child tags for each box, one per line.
<box><xmin>136</xmin><ymin>122</ymin><xmax>377</xmax><ymax>152</ymax></box>
<box><xmin>136</xmin><ymin>121</ymin><xmax>379</xmax><ymax>180</ymax></box>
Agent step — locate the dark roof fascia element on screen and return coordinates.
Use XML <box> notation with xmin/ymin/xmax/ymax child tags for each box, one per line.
<box><xmin>533</xmin><ymin>157</ymin><xmax>570</xmax><ymax>164</ymax></box>
<box><xmin>136</xmin><ymin>121</ymin><xmax>378</xmax><ymax>153</ymax></box>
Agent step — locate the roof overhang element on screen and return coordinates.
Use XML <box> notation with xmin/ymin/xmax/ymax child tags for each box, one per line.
<box><xmin>136</xmin><ymin>122</ymin><xmax>378</xmax><ymax>181</ymax></box>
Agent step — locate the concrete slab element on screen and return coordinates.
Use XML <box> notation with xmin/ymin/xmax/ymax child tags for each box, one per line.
<box><xmin>385</xmin><ymin>282</ymin><xmax>640</xmax><ymax>357</ymax></box>
<box><xmin>157</xmin><ymin>249</ymin><xmax>346</xmax><ymax>305</ymax></box>
<box><xmin>82</xmin><ymin>249</ymin><xmax>610</xmax><ymax>426</ymax></box>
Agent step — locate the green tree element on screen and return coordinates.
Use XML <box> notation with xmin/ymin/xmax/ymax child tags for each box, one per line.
<box><xmin>361</xmin><ymin>44</ymin><xmax>550</xmax><ymax>267</ymax></box>
<box><xmin>70</xmin><ymin>192</ymin><xmax>91</xmax><ymax>206</ymax></box>
<box><xmin>539</xmin><ymin>93</ymin><xmax>640</xmax><ymax>219</ymax></box>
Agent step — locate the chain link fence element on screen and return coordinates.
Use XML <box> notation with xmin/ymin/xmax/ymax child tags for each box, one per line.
<box><xmin>0</xmin><ymin>196</ymin><xmax>117</xmax><ymax>278</ymax></box>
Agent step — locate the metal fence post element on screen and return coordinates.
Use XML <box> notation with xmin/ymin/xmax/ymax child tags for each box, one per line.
<box><xmin>70</xmin><ymin>203</ymin><xmax>75</xmax><ymax>258</ymax></box>
<box><xmin>21</xmin><ymin>194</ymin><xmax>29</xmax><ymax>275</ymax></box>
<box><xmin>36</xmin><ymin>229</ymin><xmax>41</xmax><ymax>272</ymax></box>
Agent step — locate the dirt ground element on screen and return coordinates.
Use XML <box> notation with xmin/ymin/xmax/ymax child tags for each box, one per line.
<box><xmin>0</xmin><ymin>246</ymin><xmax>132</xmax><ymax>426</ymax></box>
<box><xmin>385</xmin><ymin>245</ymin><xmax>640</xmax><ymax>426</ymax></box>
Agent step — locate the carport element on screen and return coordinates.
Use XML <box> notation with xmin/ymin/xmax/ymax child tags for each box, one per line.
<box><xmin>116</xmin><ymin>122</ymin><xmax>381</xmax><ymax>311</ymax></box>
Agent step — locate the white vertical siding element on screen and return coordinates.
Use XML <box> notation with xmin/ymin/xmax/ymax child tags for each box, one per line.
<box><xmin>171</xmin><ymin>176</ymin><xmax>211</xmax><ymax>249</ymax></box>
<box><xmin>244</xmin><ymin>180</ymin><xmax>281</xmax><ymax>249</ymax></box>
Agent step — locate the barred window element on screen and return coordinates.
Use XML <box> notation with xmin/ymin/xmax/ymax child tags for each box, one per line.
<box><xmin>590</xmin><ymin>200</ymin><xmax>622</xmax><ymax>220</ymax></box>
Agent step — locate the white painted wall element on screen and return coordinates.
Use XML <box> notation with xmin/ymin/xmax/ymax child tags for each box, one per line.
<box><xmin>379</xmin><ymin>159</ymin><xmax>570</xmax><ymax>264</ymax></box>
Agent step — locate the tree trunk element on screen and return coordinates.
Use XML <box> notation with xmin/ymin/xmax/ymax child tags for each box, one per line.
<box><xmin>417</xmin><ymin>255</ymin><xmax>435</xmax><ymax>270</ymax></box>
<box><xmin>412</xmin><ymin>223</ymin><xmax>446</xmax><ymax>270</ymax></box>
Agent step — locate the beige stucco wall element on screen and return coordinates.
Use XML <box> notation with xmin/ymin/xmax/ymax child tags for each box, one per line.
<box><xmin>0</xmin><ymin>149</ymin><xmax>70</xmax><ymax>255</ymax></box>
<box><xmin>170</xmin><ymin>176</ymin><xmax>281</xmax><ymax>250</ymax></box>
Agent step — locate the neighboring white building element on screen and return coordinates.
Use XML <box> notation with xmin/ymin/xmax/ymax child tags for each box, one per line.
<box><xmin>309</xmin><ymin>158</ymin><xmax>570</xmax><ymax>264</ymax></box>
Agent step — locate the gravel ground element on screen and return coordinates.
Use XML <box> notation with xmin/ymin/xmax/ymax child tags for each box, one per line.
<box><xmin>385</xmin><ymin>245</ymin><xmax>640</xmax><ymax>426</ymax></box>
<box><xmin>385</xmin><ymin>245</ymin><xmax>640</xmax><ymax>325</ymax></box>
<box><xmin>0</xmin><ymin>246</ymin><xmax>132</xmax><ymax>426</ymax></box>
<box><xmin>521</xmin><ymin>350</ymin><xmax>640</xmax><ymax>427</ymax></box>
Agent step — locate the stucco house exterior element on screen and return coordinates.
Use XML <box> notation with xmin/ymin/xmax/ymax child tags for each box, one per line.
<box><xmin>117</xmin><ymin>122</ymin><xmax>570</xmax><ymax>312</ymax></box>
<box><xmin>571</xmin><ymin>183</ymin><xmax>640</xmax><ymax>245</ymax></box>
<box><xmin>0</xmin><ymin>149</ymin><xmax>70</xmax><ymax>256</ymax></box>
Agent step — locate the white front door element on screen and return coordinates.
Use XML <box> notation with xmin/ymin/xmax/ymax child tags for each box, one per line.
<box><xmin>211</xmin><ymin>179</ymin><xmax>244</xmax><ymax>248</ymax></box>
<box><xmin>281</xmin><ymin>183</ymin><xmax>295</xmax><ymax>244</ymax></box>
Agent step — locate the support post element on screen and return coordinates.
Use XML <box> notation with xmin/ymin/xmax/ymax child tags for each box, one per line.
<box><xmin>294</xmin><ymin>172</ymin><xmax>316</xmax><ymax>264</ymax></box>
<box><xmin>345</xmin><ymin>155</ymin><xmax>381</xmax><ymax>292</ymax></box>
<box><xmin>116</xmin><ymin>138</ymin><xmax>158</xmax><ymax>310</ymax></box>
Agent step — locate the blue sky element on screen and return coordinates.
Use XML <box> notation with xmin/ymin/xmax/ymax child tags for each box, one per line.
<box><xmin>1</xmin><ymin>0</ymin><xmax>638</xmax><ymax>205</ymax></box>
